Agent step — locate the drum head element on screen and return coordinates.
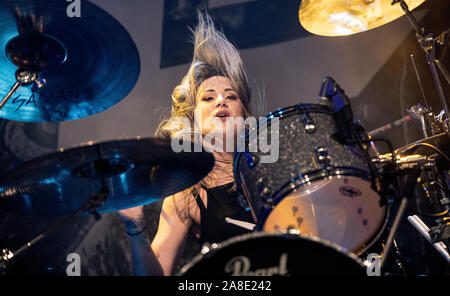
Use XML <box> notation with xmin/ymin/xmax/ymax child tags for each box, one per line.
<box><xmin>261</xmin><ymin>176</ymin><xmax>387</xmax><ymax>254</ymax></box>
<box><xmin>179</xmin><ymin>232</ymin><xmax>366</xmax><ymax>276</ymax></box>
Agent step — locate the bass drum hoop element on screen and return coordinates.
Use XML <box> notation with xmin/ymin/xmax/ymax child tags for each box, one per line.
<box><xmin>254</xmin><ymin>168</ymin><xmax>389</xmax><ymax>255</ymax></box>
<box><xmin>178</xmin><ymin>232</ymin><xmax>366</xmax><ymax>276</ymax></box>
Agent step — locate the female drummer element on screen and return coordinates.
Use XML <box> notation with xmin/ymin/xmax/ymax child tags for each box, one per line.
<box><xmin>118</xmin><ymin>12</ymin><xmax>256</xmax><ymax>276</ymax></box>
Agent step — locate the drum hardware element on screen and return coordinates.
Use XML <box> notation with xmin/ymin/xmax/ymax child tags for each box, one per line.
<box><xmin>296</xmin><ymin>104</ymin><xmax>316</xmax><ymax>133</ymax></box>
<box><xmin>416</xmin><ymin>162</ymin><xmax>450</xmax><ymax>217</ymax></box>
<box><xmin>238</xmin><ymin>171</ymin><xmax>258</xmax><ymax>223</ymax></box>
<box><xmin>375</xmin><ymin>142</ymin><xmax>448</xmax><ymax>270</ymax></box>
<box><xmin>391</xmin><ymin>0</ymin><xmax>450</xmax><ymax>125</ymax></box>
<box><xmin>0</xmin><ymin>185</ymin><xmax>108</xmax><ymax>274</ymax></box>
<box><xmin>429</xmin><ymin>217</ymin><xmax>450</xmax><ymax>244</ymax></box>
<box><xmin>392</xmin><ymin>140</ymin><xmax>449</xmax><ymax>220</ymax></box>
<box><xmin>410</xmin><ymin>54</ymin><xmax>430</xmax><ymax>116</ymax></box>
<box><xmin>0</xmin><ymin>69</ymin><xmax>46</xmax><ymax>112</ymax></box>
<box><xmin>407</xmin><ymin>104</ymin><xmax>430</xmax><ymax>139</ymax></box>
<box><xmin>372</xmin><ymin>143</ymin><xmax>449</xmax><ymax>272</ymax></box>
<box><xmin>360</xmin><ymin>234</ymin><xmax>411</xmax><ymax>276</ymax></box>
<box><xmin>373</xmin><ymin>153</ymin><xmax>429</xmax><ymax>167</ymax></box>
<box><xmin>423</xmin><ymin>110</ymin><xmax>448</xmax><ymax>136</ymax></box>
<box><xmin>243</xmin><ymin>152</ymin><xmax>258</xmax><ymax>168</ymax></box>
<box><xmin>379</xmin><ymin>166</ymin><xmax>423</xmax><ymax>271</ymax></box>
<box><xmin>0</xmin><ymin>30</ymin><xmax>66</xmax><ymax>112</ymax></box>
<box><xmin>407</xmin><ymin>215</ymin><xmax>450</xmax><ymax>262</ymax></box>
<box><xmin>314</xmin><ymin>146</ymin><xmax>331</xmax><ymax>166</ymax></box>
<box><xmin>406</xmin><ymin>103</ymin><xmax>449</xmax><ymax>139</ymax></box>
<box><xmin>367</xmin><ymin>107</ymin><xmax>447</xmax><ymax>139</ymax></box>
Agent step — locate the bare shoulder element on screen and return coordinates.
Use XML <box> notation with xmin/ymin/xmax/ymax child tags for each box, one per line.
<box><xmin>161</xmin><ymin>191</ymin><xmax>189</xmax><ymax>226</ymax></box>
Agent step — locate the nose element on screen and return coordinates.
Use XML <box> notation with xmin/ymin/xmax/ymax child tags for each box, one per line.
<box><xmin>216</xmin><ymin>94</ymin><xmax>227</xmax><ymax>106</ymax></box>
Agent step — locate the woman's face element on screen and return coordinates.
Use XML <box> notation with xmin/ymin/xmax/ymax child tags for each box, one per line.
<box><xmin>195</xmin><ymin>76</ymin><xmax>245</xmax><ymax>137</ymax></box>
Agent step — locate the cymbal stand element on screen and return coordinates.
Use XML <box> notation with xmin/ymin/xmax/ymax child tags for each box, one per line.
<box><xmin>0</xmin><ymin>144</ymin><xmax>111</xmax><ymax>274</ymax></box>
<box><xmin>0</xmin><ymin>69</ymin><xmax>46</xmax><ymax>112</ymax></box>
<box><xmin>392</xmin><ymin>0</ymin><xmax>450</xmax><ymax>127</ymax></box>
<box><xmin>380</xmin><ymin>165</ymin><xmax>422</xmax><ymax>272</ymax></box>
<box><xmin>0</xmin><ymin>187</ymin><xmax>108</xmax><ymax>273</ymax></box>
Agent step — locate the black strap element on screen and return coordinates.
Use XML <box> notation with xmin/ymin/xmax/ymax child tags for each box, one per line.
<box><xmin>194</xmin><ymin>191</ymin><xmax>207</xmax><ymax>244</ymax></box>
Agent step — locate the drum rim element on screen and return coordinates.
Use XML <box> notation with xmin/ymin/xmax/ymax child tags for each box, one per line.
<box><xmin>178</xmin><ymin>231</ymin><xmax>366</xmax><ymax>276</ymax></box>
<box><xmin>268</xmin><ymin>167</ymin><xmax>372</xmax><ymax>201</ymax></box>
<box><xmin>254</xmin><ymin>170</ymin><xmax>389</xmax><ymax>254</ymax></box>
<box><xmin>238</xmin><ymin>103</ymin><xmax>333</xmax><ymax>142</ymax></box>
<box><xmin>266</xmin><ymin>103</ymin><xmax>332</xmax><ymax>118</ymax></box>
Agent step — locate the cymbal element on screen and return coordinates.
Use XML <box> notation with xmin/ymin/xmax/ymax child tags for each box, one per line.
<box><xmin>299</xmin><ymin>0</ymin><xmax>426</xmax><ymax>36</ymax></box>
<box><xmin>396</xmin><ymin>132</ymin><xmax>450</xmax><ymax>156</ymax></box>
<box><xmin>0</xmin><ymin>0</ymin><xmax>140</xmax><ymax>122</ymax></box>
<box><xmin>0</xmin><ymin>137</ymin><xmax>214</xmax><ymax>216</ymax></box>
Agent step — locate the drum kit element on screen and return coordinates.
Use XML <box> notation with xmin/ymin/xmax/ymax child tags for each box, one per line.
<box><xmin>0</xmin><ymin>0</ymin><xmax>449</xmax><ymax>276</ymax></box>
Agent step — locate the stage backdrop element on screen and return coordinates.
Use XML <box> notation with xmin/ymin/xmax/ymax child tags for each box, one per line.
<box><xmin>0</xmin><ymin>0</ymin><xmax>449</xmax><ymax>275</ymax></box>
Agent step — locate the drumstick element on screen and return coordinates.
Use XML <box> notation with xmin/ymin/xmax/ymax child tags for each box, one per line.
<box><xmin>367</xmin><ymin>115</ymin><xmax>411</xmax><ymax>136</ymax></box>
<box><xmin>225</xmin><ymin>217</ymin><xmax>255</xmax><ymax>231</ymax></box>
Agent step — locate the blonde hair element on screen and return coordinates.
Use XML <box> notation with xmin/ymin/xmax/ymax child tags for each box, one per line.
<box><xmin>155</xmin><ymin>11</ymin><xmax>252</xmax><ymax>222</ymax></box>
<box><xmin>156</xmin><ymin>11</ymin><xmax>252</xmax><ymax>140</ymax></box>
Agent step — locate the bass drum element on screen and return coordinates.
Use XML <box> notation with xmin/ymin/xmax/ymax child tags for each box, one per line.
<box><xmin>179</xmin><ymin>232</ymin><xmax>366</xmax><ymax>276</ymax></box>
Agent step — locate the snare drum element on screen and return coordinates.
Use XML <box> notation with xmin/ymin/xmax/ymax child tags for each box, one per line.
<box><xmin>179</xmin><ymin>232</ymin><xmax>366</xmax><ymax>276</ymax></box>
<box><xmin>234</xmin><ymin>103</ymin><xmax>387</xmax><ymax>254</ymax></box>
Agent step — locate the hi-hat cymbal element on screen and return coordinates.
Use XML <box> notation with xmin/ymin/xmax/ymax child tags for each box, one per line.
<box><xmin>299</xmin><ymin>0</ymin><xmax>426</xmax><ymax>37</ymax></box>
<box><xmin>0</xmin><ymin>0</ymin><xmax>140</xmax><ymax>122</ymax></box>
<box><xmin>396</xmin><ymin>132</ymin><xmax>450</xmax><ymax>157</ymax></box>
<box><xmin>0</xmin><ymin>137</ymin><xmax>214</xmax><ymax>216</ymax></box>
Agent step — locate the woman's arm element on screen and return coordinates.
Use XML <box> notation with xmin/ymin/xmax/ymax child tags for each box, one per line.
<box><xmin>120</xmin><ymin>191</ymin><xmax>193</xmax><ymax>276</ymax></box>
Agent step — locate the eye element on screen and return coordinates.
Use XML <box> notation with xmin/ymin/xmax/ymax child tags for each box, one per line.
<box><xmin>202</xmin><ymin>97</ymin><xmax>214</xmax><ymax>102</ymax></box>
<box><xmin>226</xmin><ymin>95</ymin><xmax>237</xmax><ymax>100</ymax></box>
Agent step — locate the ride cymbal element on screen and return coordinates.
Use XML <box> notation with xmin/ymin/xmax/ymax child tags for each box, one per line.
<box><xmin>299</xmin><ymin>0</ymin><xmax>426</xmax><ymax>36</ymax></box>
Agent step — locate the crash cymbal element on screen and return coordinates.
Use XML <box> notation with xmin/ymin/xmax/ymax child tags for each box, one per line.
<box><xmin>0</xmin><ymin>0</ymin><xmax>140</xmax><ymax>122</ymax></box>
<box><xmin>0</xmin><ymin>137</ymin><xmax>214</xmax><ymax>216</ymax></box>
<box><xmin>299</xmin><ymin>0</ymin><xmax>426</xmax><ymax>36</ymax></box>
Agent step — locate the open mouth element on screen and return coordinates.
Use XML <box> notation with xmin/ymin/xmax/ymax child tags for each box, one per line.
<box><xmin>215</xmin><ymin>110</ymin><xmax>230</xmax><ymax>118</ymax></box>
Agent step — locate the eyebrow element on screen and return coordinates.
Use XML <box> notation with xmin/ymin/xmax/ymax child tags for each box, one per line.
<box><xmin>204</xmin><ymin>88</ymin><xmax>236</xmax><ymax>92</ymax></box>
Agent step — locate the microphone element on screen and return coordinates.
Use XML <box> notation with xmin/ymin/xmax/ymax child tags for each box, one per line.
<box><xmin>318</xmin><ymin>77</ymin><xmax>354</xmax><ymax>143</ymax></box>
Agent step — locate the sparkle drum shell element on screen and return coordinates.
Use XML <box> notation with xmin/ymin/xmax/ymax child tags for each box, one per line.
<box><xmin>234</xmin><ymin>104</ymin><xmax>387</xmax><ymax>253</ymax></box>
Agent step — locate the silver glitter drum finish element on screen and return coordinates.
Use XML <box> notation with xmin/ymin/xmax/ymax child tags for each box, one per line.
<box><xmin>234</xmin><ymin>103</ymin><xmax>387</xmax><ymax>254</ymax></box>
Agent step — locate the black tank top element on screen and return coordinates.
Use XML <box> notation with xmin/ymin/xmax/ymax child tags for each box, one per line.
<box><xmin>195</xmin><ymin>182</ymin><xmax>254</xmax><ymax>244</ymax></box>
